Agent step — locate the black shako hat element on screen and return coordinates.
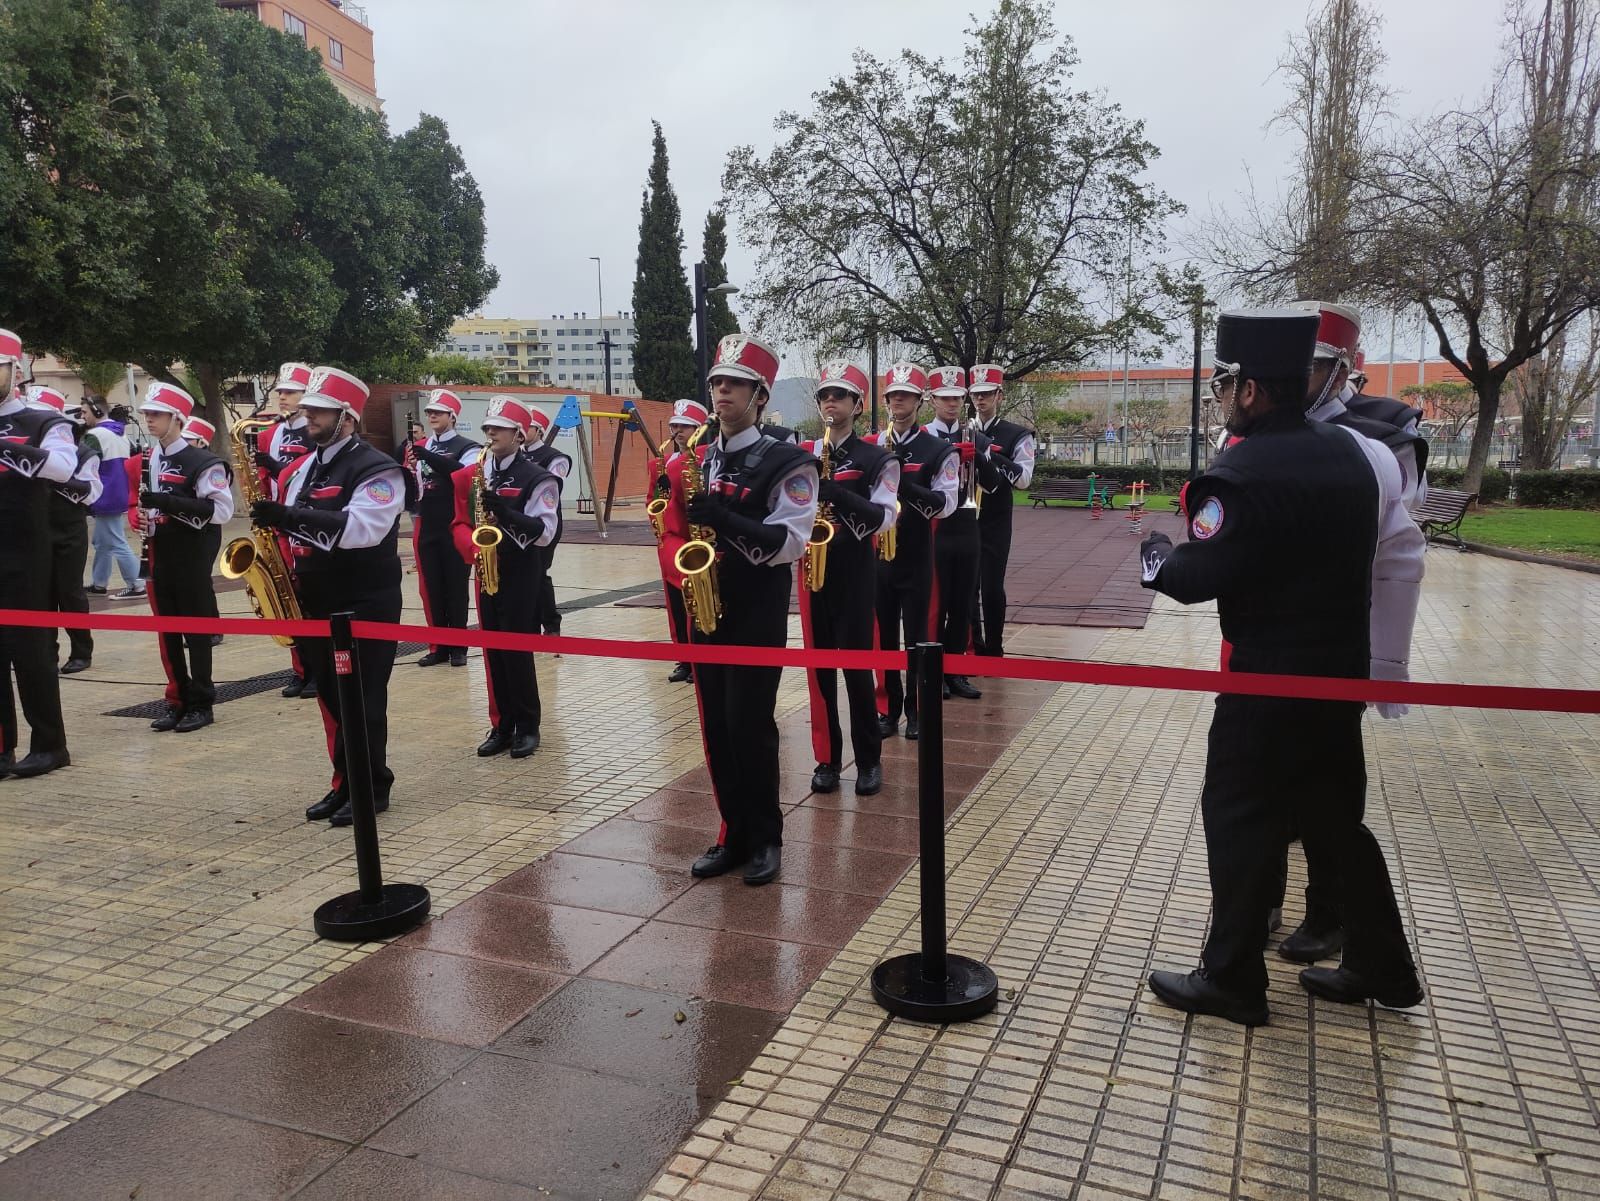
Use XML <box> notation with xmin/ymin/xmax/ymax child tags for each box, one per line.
<box><xmin>1213</xmin><ymin>307</ymin><xmax>1320</xmax><ymax>384</ymax></box>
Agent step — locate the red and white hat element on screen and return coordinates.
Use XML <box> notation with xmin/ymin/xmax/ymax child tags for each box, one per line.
<box><xmin>815</xmin><ymin>360</ymin><xmax>868</xmax><ymax>399</ymax></box>
<box><xmin>140</xmin><ymin>381</ymin><xmax>197</xmax><ymax>421</ymax></box>
<box><xmin>482</xmin><ymin>395</ymin><xmax>534</xmax><ymax>436</ymax></box>
<box><xmin>422</xmin><ymin>388</ymin><xmax>463</xmax><ymax>417</ymax></box>
<box><xmin>183</xmin><ymin>417</ymin><xmax>217</xmax><ymax>444</ymax></box>
<box><xmin>301</xmin><ymin>366</ymin><xmax>370</xmax><ymax>418</ymax></box>
<box><xmin>669</xmin><ymin>399</ymin><xmax>708</xmax><ymax>428</ymax></box>
<box><xmin>1291</xmin><ymin>301</ymin><xmax>1361</xmax><ymax>365</ymax></box>
<box><xmin>968</xmin><ymin>364</ymin><xmax>1004</xmax><ymax>393</ymax></box>
<box><xmin>929</xmin><ymin>366</ymin><xmax>967</xmax><ymax>397</ymax></box>
<box><xmin>25</xmin><ymin>385</ymin><xmax>68</xmax><ymax>413</ymax></box>
<box><xmin>0</xmin><ymin>329</ymin><xmax>21</xmax><ymax>367</ymax></box>
<box><xmin>275</xmin><ymin>362</ymin><xmax>313</xmax><ymax>393</ymax></box>
<box><xmin>528</xmin><ymin>405</ymin><xmax>553</xmax><ymax>436</ymax></box>
<box><xmin>1351</xmin><ymin>350</ymin><xmax>1367</xmax><ymax>377</ymax></box>
<box><xmin>882</xmin><ymin>361</ymin><xmax>930</xmax><ymax>397</ymax></box>
<box><xmin>708</xmin><ymin>334</ymin><xmax>780</xmax><ymax>392</ymax></box>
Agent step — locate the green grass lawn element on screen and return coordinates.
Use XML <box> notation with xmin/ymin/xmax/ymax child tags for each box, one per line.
<box><xmin>1458</xmin><ymin>506</ymin><xmax>1600</xmax><ymax>563</ymax></box>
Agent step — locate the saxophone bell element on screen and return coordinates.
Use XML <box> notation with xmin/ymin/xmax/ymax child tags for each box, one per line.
<box><xmin>221</xmin><ymin>416</ymin><xmax>303</xmax><ymax>647</ymax></box>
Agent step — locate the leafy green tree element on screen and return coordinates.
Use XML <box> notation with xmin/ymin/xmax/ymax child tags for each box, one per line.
<box><xmin>632</xmin><ymin>122</ymin><xmax>695</xmax><ymax>400</ymax></box>
<box><xmin>368</xmin><ymin>352</ymin><xmax>502</xmax><ymax>386</ymax></box>
<box><xmin>64</xmin><ymin>359</ymin><xmax>127</xmax><ymax>401</ymax></box>
<box><xmin>723</xmin><ymin>0</ymin><xmax>1176</xmax><ymax>374</ymax></box>
<box><xmin>702</xmin><ymin>204</ymin><xmax>740</xmax><ymax>346</ymax></box>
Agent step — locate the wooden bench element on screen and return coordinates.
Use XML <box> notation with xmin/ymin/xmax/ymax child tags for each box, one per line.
<box><xmin>1028</xmin><ymin>478</ymin><xmax>1123</xmax><ymax>509</ymax></box>
<box><xmin>1415</xmin><ymin>487</ymin><xmax>1476</xmax><ymax>549</ymax></box>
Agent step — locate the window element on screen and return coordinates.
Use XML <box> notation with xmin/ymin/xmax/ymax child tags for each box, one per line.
<box><xmin>585</xmin><ymin>373</ymin><xmax>597</xmax><ymax>381</ymax></box>
<box><xmin>558</xmin><ymin>373</ymin><xmax>568</xmax><ymax>381</ymax></box>
<box><xmin>556</xmin><ymin>343</ymin><xmax>566</xmax><ymax>351</ymax></box>
<box><xmin>585</xmin><ymin>357</ymin><xmax>595</xmax><ymax>365</ymax></box>
<box><xmin>328</xmin><ymin>37</ymin><xmax>344</xmax><ymax>66</ymax></box>
<box><xmin>584</xmin><ymin>328</ymin><xmax>595</xmax><ymax>336</ymax></box>
<box><xmin>283</xmin><ymin>12</ymin><xmax>307</xmax><ymax>39</ymax></box>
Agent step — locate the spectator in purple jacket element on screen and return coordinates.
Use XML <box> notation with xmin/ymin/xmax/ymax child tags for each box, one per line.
<box><xmin>79</xmin><ymin>398</ymin><xmax>144</xmax><ymax>598</ymax></box>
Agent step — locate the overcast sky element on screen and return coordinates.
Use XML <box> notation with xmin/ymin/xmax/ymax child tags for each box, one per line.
<box><xmin>370</xmin><ymin>0</ymin><xmax>1509</xmax><ymax>338</ymax></box>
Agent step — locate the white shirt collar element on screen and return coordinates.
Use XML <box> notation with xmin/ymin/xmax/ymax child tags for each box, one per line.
<box><xmin>720</xmin><ymin>426</ymin><xmax>761</xmax><ymax>452</ymax></box>
<box><xmin>317</xmin><ymin>434</ymin><xmax>353</xmax><ymax>463</ymax></box>
<box><xmin>926</xmin><ymin>417</ymin><xmax>956</xmax><ymax>435</ymax></box>
<box><xmin>284</xmin><ymin>414</ymin><xmax>307</xmax><ymax>429</ymax></box>
<box><xmin>0</xmin><ymin>397</ymin><xmax>24</xmax><ymax>416</ymax></box>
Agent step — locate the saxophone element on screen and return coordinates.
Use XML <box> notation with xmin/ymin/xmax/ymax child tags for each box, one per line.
<box><xmin>645</xmin><ymin>434</ymin><xmax>673</xmax><ymax>541</ymax></box>
<box><xmin>803</xmin><ymin>435</ymin><xmax>837</xmax><ymax>592</ymax></box>
<box><xmin>470</xmin><ymin>457</ymin><xmax>503</xmax><ymax>596</ymax></box>
<box><xmin>672</xmin><ymin>422</ymin><xmax>721</xmax><ymax>635</ymax></box>
<box><xmin>878</xmin><ymin>428</ymin><xmax>898</xmax><ymax>563</ymax></box>
<box><xmin>221</xmin><ymin>416</ymin><xmax>304</xmax><ymax>647</ymax></box>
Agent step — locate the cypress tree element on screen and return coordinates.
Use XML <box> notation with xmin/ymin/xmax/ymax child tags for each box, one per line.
<box><xmin>631</xmin><ymin>122</ymin><xmax>695</xmax><ymax>400</ymax></box>
<box><xmin>702</xmin><ymin>204</ymin><xmax>740</xmax><ymax>347</ymax></box>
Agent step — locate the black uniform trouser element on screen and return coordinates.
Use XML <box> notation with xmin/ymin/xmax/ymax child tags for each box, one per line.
<box><xmin>1200</xmin><ymin>695</ymin><xmax>1415</xmax><ymax>996</ymax></box>
<box><xmin>298</xmin><ymin>577</ymin><xmax>401</xmax><ymax>799</ymax></box>
<box><xmin>49</xmin><ymin>504</ymin><xmax>92</xmax><ymax>662</ymax></box>
<box><xmin>972</xmin><ymin>504</ymin><xmax>1013</xmax><ymax>656</ymax></box>
<box><xmin>534</xmin><ymin>543</ymin><xmax>560</xmax><ymax>634</ymax></box>
<box><xmin>934</xmin><ymin>511</ymin><xmax>979</xmax><ymax>672</ymax></box>
<box><xmin>875</xmin><ymin>548</ymin><xmax>932</xmax><ymax>721</ymax></box>
<box><xmin>1271</xmin><ymin>824</ymin><xmax>1339</xmax><ymax>929</ymax></box>
<box><xmin>808</xmin><ymin>550</ymin><xmax>881</xmax><ymax>771</ymax></box>
<box><xmin>665</xmin><ymin>582</ymin><xmax>688</xmax><ymax>646</ymax></box>
<box><xmin>480</xmin><ymin>560</ymin><xmax>542</xmax><ymax>736</ymax></box>
<box><xmin>1</xmin><ymin>505</ymin><xmax>67</xmax><ymax>757</ymax></box>
<box><xmin>692</xmin><ymin>561</ymin><xmax>790</xmax><ymax>852</ymax></box>
<box><xmin>151</xmin><ymin>537</ymin><xmax>220</xmax><ymax>711</ymax></box>
<box><xmin>417</xmin><ymin>527</ymin><xmax>470</xmax><ymax>654</ymax></box>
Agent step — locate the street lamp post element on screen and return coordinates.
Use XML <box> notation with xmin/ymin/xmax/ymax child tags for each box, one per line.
<box><xmin>589</xmin><ymin>256</ymin><xmax>611</xmax><ymax>395</ymax></box>
<box><xmin>694</xmin><ymin>261</ymin><xmax>739</xmax><ymax>404</ymax></box>
<box><xmin>1189</xmin><ymin>293</ymin><xmax>1216</xmax><ymax>479</ymax></box>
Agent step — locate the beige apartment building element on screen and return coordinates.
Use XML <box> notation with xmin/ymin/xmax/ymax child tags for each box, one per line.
<box><xmin>217</xmin><ymin>0</ymin><xmax>381</xmax><ymax>111</ymax></box>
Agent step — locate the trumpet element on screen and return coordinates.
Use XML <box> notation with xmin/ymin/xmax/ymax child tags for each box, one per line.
<box><xmin>673</xmin><ymin>421</ymin><xmax>721</xmax><ymax>634</ymax></box>
<box><xmin>645</xmin><ymin>434</ymin><xmax>673</xmax><ymax>541</ymax></box>
<box><xmin>958</xmin><ymin>400</ymin><xmax>983</xmax><ymax>513</ymax></box>
<box><xmin>802</xmin><ymin>433</ymin><xmax>836</xmax><ymax>592</ymax></box>
<box><xmin>470</xmin><ymin>457</ymin><xmax>503</xmax><ymax>596</ymax></box>
<box><xmin>220</xmin><ymin>416</ymin><xmax>303</xmax><ymax>646</ymax></box>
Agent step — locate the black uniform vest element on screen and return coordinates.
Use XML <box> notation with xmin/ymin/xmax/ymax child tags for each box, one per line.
<box><xmin>148</xmin><ymin>443</ymin><xmax>229</xmax><ymax>553</ymax></box>
<box><xmin>705</xmin><ymin>434</ymin><xmax>811</xmax><ymax>611</ymax></box>
<box><xmin>1341</xmin><ymin>393</ymin><xmax>1429</xmax><ymax>477</ymax></box>
<box><xmin>276</xmin><ymin>420</ymin><xmax>313</xmax><ymax>461</ymax></box>
<box><xmin>978</xmin><ymin>419</ymin><xmax>1029</xmax><ymax>515</ymax></box>
<box><xmin>417</xmin><ymin>432</ymin><xmax>481</xmax><ymax>530</ymax></box>
<box><xmin>291</xmin><ymin>440</ymin><xmax>404</xmax><ymax>589</ymax></box>
<box><xmin>812</xmin><ymin>433</ymin><xmax>892</xmax><ymax>546</ymax></box>
<box><xmin>484</xmin><ymin>454</ymin><xmax>556</xmax><ymax>575</ymax></box>
<box><xmin>884</xmin><ymin>429</ymin><xmax>955</xmax><ymax>565</ymax></box>
<box><xmin>0</xmin><ymin>406</ymin><xmax>70</xmax><ymax>578</ymax></box>
<box><xmin>522</xmin><ymin>441</ymin><xmax>570</xmax><ymax>544</ymax></box>
<box><xmin>1197</xmin><ymin>411</ymin><xmax>1378</xmax><ymax>680</ymax></box>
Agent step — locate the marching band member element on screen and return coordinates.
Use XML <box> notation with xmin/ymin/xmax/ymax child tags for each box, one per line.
<box><xmin>0</xmin><ymin>330</ymin><xmax>76</xmax><ymax>778</ymax></box>
<box><xmin>520</xmin><ymin>407</ymin><xmax>571</xmax><ymax>639</ymax></box>
<box><xmin>925</xmin><ymin>366</ymin><xmax>996</xmax><ymax>701</ymax></box>
<box><xmin>249</xmin><ymin>367</ymin><xmax>411</xmax><ymax>827</ymax></box>
<box><xmin>452</xmin><ymin>397</ymin><xmax>560</xmax><ymax>759</ymax></box>
<box><xmin>967</xmin><ymin>365</ymin><xmax>1035</xmax><ymax>657</ymax></box>
<box><xmin>26</xmin><ymin>386</ymin><xmax>100</xmax><ymax>675</ymax></box>
<box><xmin>871</xmin><ymin>363</ymin><xmax>958</xmax><ymax>740</ymax></box>
<box><xmin>407</xmin><ymin>389</ymin><xmax>481</xmax><ymax>668</ymax></box>
<box><xmin>651</xmin><ymin>400</ymin><xmax>706</xmax><ymax>683</ymax></box>
<box><xmin>680</xmin><ymin>334</ymin><xmax>818</xmax><ymax>886</ymax></box>
<box><xmin>800</xmin><ymin>362</ymin><xmax>897</xmax><ymax>796</ymax></box>
<box><xmin>255</xmin><ymin>363</ymin><xmax>317</xmax><ymax>698</ymax></box>
<box><xmin>137</xmin><ymin>384</ymin><xmax>234</xmax><ymax>734</ymax></box>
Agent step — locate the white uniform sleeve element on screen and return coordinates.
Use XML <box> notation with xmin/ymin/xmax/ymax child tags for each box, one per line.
<box><xmin>869</xmin><ymin>459</ymin><xmax>900</xmax><ymax>536</ymax></box>
<box><xmin>932</xmin><ymin>452</ymin><xmax>959</xmax><ymax>518</ymax></box>
<box><xmin>1390</xmin><ymin>440</ymin><xmax>1426</xmax><ymax>514</ymax></box>
<box><xmin>458</xmin><ymin>444</ymin><xmax>483</xmax><ymax>469</ymax></box>
<box><xmin>548</xmin><ymin>452</ymin><xmax>571</xmax><ymax>480</ymax></box>
<box><xmin>1011</xmin><ymin>434</ymin><xmax>1036</xmax><ymax>489</ymax></box>
<box><xmin>31</xmin><ymin>422</ymin><xmax>78</xmax><ymax>484</ymax></box>
<box><xmin>340</xmin><ymin>466</ymin><xmax>405</xmax><ymax>549</ymax></box>
<box><xmin>761</xmin><ymin>461</ymin><xmax>820</xmax><ymax>566</ymax></box>
<box><xmin>197</xmin><ymin>463</ymin><xmax>235</xmax><ymax>525</ymax></box>
<box><xmin>524</xmin><ymin>477</ymin><xmax>560</xmax><ymax>547</ymax></box>
<box><xmin>70</xmin><ymin>448</ymin><xmax>104</xmax><ymax>507</ymax></box>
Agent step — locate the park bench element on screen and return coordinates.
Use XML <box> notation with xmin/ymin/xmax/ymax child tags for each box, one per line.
<box><xmin>1415</xmin><ymin>487</ymin><xmax>1476</xmax><ymax>549</ymax></box>
<box><xmin>1028</xmin><ymin>477</ymin><xmax>1124</xmax><ymax>509</ymax></box>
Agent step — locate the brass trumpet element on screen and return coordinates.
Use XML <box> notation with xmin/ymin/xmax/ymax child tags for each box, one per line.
<box><xmin>221</xmin><ymin>415</ymin><xmax>303</xmax><ymax>647</ymax></box>
<box><xmin>802</xmin><ymin>435</ymin><xmax>836</xmax><ymax>592</ymax></box>
<box><xmin>470</xmin><ymin>457</ymin><xmax>503</xmax><ymax>596</ymax></box>
<box><xmin>673</xmin><ymin>422</ymin><xmax>721</xmax><ymax>634</ymax></box>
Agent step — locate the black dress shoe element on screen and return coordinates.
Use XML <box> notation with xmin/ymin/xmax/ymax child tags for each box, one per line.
<box><xmin>904</xmin><ymin>713</ymin><xmax>919</xmax><ymax>741</ymax></box>
<box><xmin>174</xmin><ymin>708</ymin><xmax>214</xmax><ymax>733</ymax></box>
<box><xmin>281</xmin><ymin>677</ymin><xmax>305</xmax><ymax>698</ymax></box>
<box><xmin>449</xmin><ymin>651</ymin><xmax>468</xmax><ymax>667</ymax></box>
<box><xmin>477</xmin><ymin>728</ymin><xmax>512</xmax><ymax>757</ymax></box>
<box><xmin>811</xmin><ymin>764</ymin><xmax>840</xmax><ymax>793</ymax></box>
<box><xmin>305</xmin><ymin>790</ymin><xmax>344</xmax><ymax>821</ymax></box>
<box><xmin>743</xmin><ymin>844</ymin><xmax>781</xmax><ymax>886</ymax></box>
<box><xmin>876</xmin><ymin>714</ymin><xmax>898</xmax><ymax>738</ymax></box>
<box><xmin>210</xmin><ymin>634</ymin><xmax>224</xmax><ymax>647</ymax></box>
<box><xmin>947</xmin><ymin>675</ymin><xmax>982</xmax><ymax>700</ymax></box>
<box><xmin>1148</xmin><ymin>969</ymin><xmax>1268</xmax><ymax>1027</ymax></box>
<box><xmin>854</xmin><ymin>764</ymin><xmax>883</xmax><ymax>795</ymax></box>
<box><xmin>60</xmin><ymin>658</ymin><xmax>91</xmax><ymax>675</ymax></box>
<box><xmin>1277</xmin><ymin>920</ymin><xmax>1344</xmax><ymax>964</ymax></box>
<box><xmin>0</xmin><ymin>752</ymin><xmax>13</xmax><ymax>778</ymax></box>
<box><xmin>150</xmin><ymin>707</ymin><xmax>183</xmax><ymax>732</ymax></box>
<box><xmin>510</xmin><ymin>731</ymin><xmax>540</xmax><ymax>758</ymax></box>
<box><xmin>691</xmin><ymin>844</ymin><xmax>747</xmax><ymax>878</ymax></box>
<box><xmin>416</xmin><ymin>650</ymin><xmax>448</xmax><ymax>667</ymax></box>
<box><xmin>329</xmin><ymin>793</ymin><xmax>390</xmax><ymax>828</ymax></box>
<box><xmin>1299</xmin><ymin>965</ymin><xmax>1424</xmax><ymax>1009</ymax></box>
<box><xmin>299</xmin><ymin>678</ymin><xmax>318</xmax><ymax>699</ymax></box>
<box><xmin>667</xmin><ymin>662</ymin><xmax>693</xmax><ymax>683</ymax></box>
<box><xmin>942</xmin><ymin>681</ymin><xmax>951</xmax><ymax>700</ymax></box>
<box><xmin>1267</xmin><ymin>906</ymin><xmax>1284</xmax><ymax>934</ymax></box>
<box><xmin>8</xmin><ymin>749</ymin><xmax>71</xmax><ymax>779</ymax></box>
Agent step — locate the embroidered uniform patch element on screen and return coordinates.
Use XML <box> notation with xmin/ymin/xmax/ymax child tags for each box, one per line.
<box><xmin>784</xmin><ymin>474</ymin><xmax>814</xmax><ymax>505</ymax></box>
<box><xmin>1190</xmin><ymin>496</ymin><xmax>1224</xmax><ymax>540</ymax></box>
<box><xmin>364</xmin><ymin>478</ymin><xmax>396</xmax><ymax>505</ymax></box>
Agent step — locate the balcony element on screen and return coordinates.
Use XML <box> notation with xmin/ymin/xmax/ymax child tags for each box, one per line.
<box><xmin>328</xmin><ymin>1</ymin><xmax>370</xmax><ymax>29</ymax></box>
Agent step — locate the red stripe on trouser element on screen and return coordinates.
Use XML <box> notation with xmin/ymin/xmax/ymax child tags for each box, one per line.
<box><xmin>684</xmin><ymin>617</ymin><xmax>727</xmax><ymax>850</ymax></box>
<box><xmin>314</xmin><ymin>678</ymin><xmax>343</xmax><ymax>794</ymax></box>
<box><xmin>797</xmin><ymin>563</ymin><xmax>831</xmax><ymax>765</ymax></box>
<box><xmin>873</xmin><ymin>597</ymin><xmax>887</xmax><ymax>717</ymax></box>
<box><xmin>144</xmin><ymin>566</ymin><xmax>181</xmax><ymax>708</ymax></box>
<box><xmin>412</xmin><ymin>517</ymin><xmax>439</xmax><ymax>655</ymax></box>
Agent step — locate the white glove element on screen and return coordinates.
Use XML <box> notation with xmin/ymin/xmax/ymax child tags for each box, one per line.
<box><xmin>1370</xmin><ymin>658</ymin><xmax>1410</xmax><ymax>720</ymax></box>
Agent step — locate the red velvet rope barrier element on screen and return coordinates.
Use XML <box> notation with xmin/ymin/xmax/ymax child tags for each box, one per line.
<box><xmin>4</xmin><ymin>607</ymin><xmax>1597</xmax><ymax>714</ymax></box>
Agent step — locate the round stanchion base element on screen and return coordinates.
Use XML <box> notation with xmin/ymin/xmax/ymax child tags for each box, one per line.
<box><xmin>314</xmin><ymin>883</ymin><xmax>431</xmax><ymax>941</ymax></box>
<box><xmin>871</xmin><ymin>953</ymin><xmax>999</xmax><ymax>1024</ymax></box>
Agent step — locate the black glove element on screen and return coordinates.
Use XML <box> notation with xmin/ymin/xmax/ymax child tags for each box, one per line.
<box><xmin>1139</xmin><ymin>532</ymin><xmax>1174</xmax><ymax>586</ymax></box>
<box><xmin>250</xmin><ymin>499</ymin><xmax>291</xmax><ymax>529</ymax></box>
<box><xmin>686</xmin><ymin>492</ymin><xmax>726</xmax><ymax>528</ymax></box>
<box><xmin>275</xmin><ymin>505</ymin><xmax>348</xmax><ymax>543</ymax></box>
<box><xmin>0</xmin><ymin>439</ymin><xmax>49</xmax><ymax>470</ymax></box>
<box><xmin>822</xmin><ymin>484</ymin><xmax>883</xmax><ymax>537</ymax></box>
<box><xmin>479</xmin><ymin>490</ymin><xmax>513</xmax><ymax>520</ymax></box>
<box><xmin>818</xmin><ymin>479</ymin><xmax>849</xmax><ymax>506</ymax></box>
<box><xmin>253</xmin><ymin>450</ymin><xmax>282</xmax><ymax>475</ymax></box>
<box><xmin>57</xmin><ymin>479</ymin><xmax>93</xmax><ymax>504</ymax></box>
<box><xmin>141</xmin><ymin>489</ymin><xmax>172</xmax><ymax>513</ymax></box>
<box><xmin>495</xmin><ymin>505</ymin><xmax>549</xmax><ymax>540</ymax></box>
<box><xmin>158</xmin><ymin>493</ymin><xmax>216</xmax><ymax>521</ymax></box>
<box><xmin>413</xmin><ymin>444</ymin><xmax>457</xmax><ymax>473</ymax></box>
<box><xmin>715</xmin><ymin>507</ymin><xmax>789</xmax><ymax>558</ymax></box>
<box><xmin>900</xmin><ymin>480</ymin><xmax>943</xmax><ymax>515</ymax></box>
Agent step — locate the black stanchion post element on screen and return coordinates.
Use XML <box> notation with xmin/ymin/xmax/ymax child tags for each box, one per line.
<box><xmin>871</xmin><ymin>643</ymin><xmax>998</xmax><ymax>1022</ymax></box>
<box><xmin>313</xmin><ymin>611</ymin><xmax>431</xmax><ymax>941</ymax></box>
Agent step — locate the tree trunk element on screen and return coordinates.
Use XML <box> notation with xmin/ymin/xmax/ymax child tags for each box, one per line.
<box><xmin>194</xmin><ymin>363</ymin><xmax>230</xmax><ymax>452</ymax></box>
<box><xmin>1463</xmin><ymin>375</ymin><xmax>1502</xmax><ymax>494</ymax></box>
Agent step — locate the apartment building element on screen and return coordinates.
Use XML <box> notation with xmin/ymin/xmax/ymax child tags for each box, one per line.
<box><xmin>217</xmin><ymin>0</ymin><xmax>380</xmax><ymax>111</ymax></box>
<box><xmin>442</xmin><ymin>314</ymin><xmax>641</xmax><ymax>396</ymax></box>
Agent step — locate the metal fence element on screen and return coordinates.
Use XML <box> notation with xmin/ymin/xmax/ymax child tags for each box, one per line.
<box><xmin>1042</xmin><ymin>435</ymin><xmax>1600</xmax><ymax>472</ymax></box>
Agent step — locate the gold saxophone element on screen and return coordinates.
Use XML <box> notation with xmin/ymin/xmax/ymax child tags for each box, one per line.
<box><xmin>802</xmin><ymin>436</ymin><xmax>836</xmax><ymax>592</ymax></box>
<box><xmin>221</xmin><ymin>416</ymin><xmax>304</xmax><ymax>647</ymax></box>
<box><xmin>470</xmin><ymin>457</ymin><xmax>503</xmax><ymax>596</ymax></box>
<box><xmin>672</xmin><ymin>422</ymin><xmax>721</xmax><ymax>635</ymax></box>
<box><xmin>645</xmin><ymin>435</ymin><xmax>673</xmax><ymax>541</ymax></box>
<box><xmin>878</xmin><ymin>428</ymin><xmax>899</xmax><ymax>563</ymax></box>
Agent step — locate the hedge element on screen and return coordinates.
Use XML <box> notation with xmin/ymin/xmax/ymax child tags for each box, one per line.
<box><xmin>1035</xmin><ymin>461</ymin><xmax>1600</xmax><ymax>508</ymax></box>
